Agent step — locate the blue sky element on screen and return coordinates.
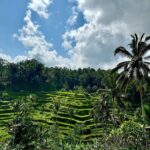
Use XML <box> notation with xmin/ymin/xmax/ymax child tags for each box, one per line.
<box><xmin>0</xmin><ymin>0</ymin><xmax>27</xmax><ymax>57</ymax></box>
<box><xmin>0</xmin><ymin>0</ymin><xmax>149</xmax><ymax>69</ymax></box>
<box><xmin>0</xmin><ymin>0</ymin><xmax>84</xmax><ymax>58</ymax></box>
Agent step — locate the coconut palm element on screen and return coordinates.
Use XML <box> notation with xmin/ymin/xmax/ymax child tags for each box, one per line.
<box><xmin>112</xmin><ymin>33</ymin><xmax>150</xmax><ymax>120</ymax></box>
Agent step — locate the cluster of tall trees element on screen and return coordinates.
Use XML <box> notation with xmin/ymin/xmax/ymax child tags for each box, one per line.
<box><xmin>0</xmin><ymin>58</ymin><xmax>111</xmax><ymax>92</ymax></box>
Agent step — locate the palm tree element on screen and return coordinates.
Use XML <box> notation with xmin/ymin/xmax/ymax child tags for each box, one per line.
<box><xmin>112</xmin><ymin>33</ymin><xmax>150</xmax><ymax>120</ymax></box>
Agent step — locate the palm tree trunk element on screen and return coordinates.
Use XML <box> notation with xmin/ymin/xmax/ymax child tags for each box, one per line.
<box><xmin>140</xmin><ymin>90</ymin><xmax>144</xmax><ymax>122</ymax></box>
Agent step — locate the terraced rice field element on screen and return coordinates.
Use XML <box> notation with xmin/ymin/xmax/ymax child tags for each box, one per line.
<box><xmin>0</xmin><ymin>91</ymin><xmax>105</xmax><ymax>142</ymax></box>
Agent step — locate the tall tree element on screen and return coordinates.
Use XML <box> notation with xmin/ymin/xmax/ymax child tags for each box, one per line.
<box><xmin>112</xmin><ymin>33</ymin><xmax>150</xmax><ymax>120</ymax></box>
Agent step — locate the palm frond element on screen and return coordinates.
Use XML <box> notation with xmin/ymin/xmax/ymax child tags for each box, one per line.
<box><xmin>129</xmin><ymin>68</ymin><xmax>134</xmax><ymax>79</ymax></box>
<box><xmin>146</xmin><ymin>44</ymin><xmax>150</xmax><ymax>51</ymax></box>
<box><xmin>135</xmin><ymin>33</ymin><xmax>138</xmax><ymax>44</ymax></box>
<box><xmin>131</xmin><ymin>48</ymin><xmax>137</xmax><ymax>56</ymax></box>
<box><xmin>140</xmin><ymin>33</ymin><xmax>145</xmax><ymax>42</ymax></box>
<box><xmin>140</xmin><ymin>44</ymin><xmax>150</xmax><ymax>56</ymax></box>
<box><xmin>115</xmin><ymin>72</ymin><xmax>125</xmax><ymax>82</ymax></box>
<box><xmin>130</xmin><ymin>33</ymin><xmax>138</xmax><ymax>46</ymax></box>
<box><xmin>138</xmin><ymin>42</ymin><xmax>147</xmax><ymax>55</ymax></box>
<box><xmin>121</xmin><ymin>77</ymin><xmax>130</xmax><ymax>89</ymax></box>
<box><xmin>112</xmin><ymin>61</ymin><xmax>130</xmax><ymax>73</ymax></box>
<box><xmin>114</xmin><ymin>47</ymin><xmax>132</xmax><ymax>58</ymax></box>
<box><xmin>144</xmin><ymin>61</ymin><xmax>150</xmax><ymax>66</ymax></box>
<box><xmin>129</xmin><ymin>41</ymin><xmax>137</xmax><ymax>55</ymax></box>
<box><xmin>140</xmin><ymin>63</ymin><xmax>150</xmax><ymax>75</ymax></box>
<box><xmin>115</xmin><ymin>69</ymin><xmax>129</xmax><ymax>83</ymax></box>
<box><xmin>137</xmin><ymin>69</ymin><xmax>143</xmax><ymax>80</ymax></box>
<box><xmin>129</xmin><ymin>40</ymin><xmax>136</xmax><ymax>49</ymax></box>
<box><xmin>144</xmin><ymin>55</ymin><xmax>150</xmax><ymax>60</ymax></box>
<box><xmin>130</xmin><ymin>34</ymin><xmax>135</xmax><ymax>39</ymax></box>
<box><xmin>141</xmin><ymin>68</ymin><xmax>149</xmax><ymax>77</ymax></box>
<box><xmin>113</xmin><ymin>33</ymin><xmax>150</xmax><ymax>90</ymax></box>
<box><xmin>136</xmin><ymin>61</ymin><xmax>149</xmax><ymax>78</ymax></box>
<box><xmin>145</xmin><ymin>36</ymin><xmax>150</xmax><ymax>42</ymax></box>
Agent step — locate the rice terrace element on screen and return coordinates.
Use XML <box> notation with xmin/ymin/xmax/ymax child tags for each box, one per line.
<box><xmin>0</xmin><ymin>91</ymin><xmax>101</xmax><ymax>142</ymax></box>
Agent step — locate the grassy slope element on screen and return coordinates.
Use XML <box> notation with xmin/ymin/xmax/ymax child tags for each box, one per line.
<box><xmin>0</xmin><ymin>91</ymin><xmax>105</xmax><ymax>142</ymax></box>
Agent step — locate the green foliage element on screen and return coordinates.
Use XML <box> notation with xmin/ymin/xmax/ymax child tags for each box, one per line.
<box><xmin>0</xmin><ymin>91</ymin><xmax>102</xmax><ymax>146</ymax></box>
<box><xmin>0</xmin><ymin>44</ymin><xmax>149</xmax><ymax>149</ymax></box>
<box><xmin>0</xmin><ymin>91</ymin><xmax>149</xmax><ymax>149</ymax></box>
<box><xmin>105</xmin><ymin>120</ymin><xmax>150</xmax><ymax>149</ymax></box>
<box><xmin>0</xmin><ymin>58</ymin><xmax>113</xmax><ymax>92</ymax></box>
<box><xmin>91</xmin><ymin>94</ymin><xmax>113</xmax><ymax>125</ymax></box>
<box><xmin>5</xmin><ymin>95</ymin><xmax>39</xmax><ymax>150</ymax></box>
<box><xmin>144</xmin><ymin>104</ymin><xmax>150</xmax><ymax>123</ymax></box>
<box><xmin>112</xmin><ymin>33</ymin><xmax>150</xmax><ymax>121</ymax></box>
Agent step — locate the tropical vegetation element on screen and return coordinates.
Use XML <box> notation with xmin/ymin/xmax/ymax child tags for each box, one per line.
<box><xmin>0</xmin><ymin>34</ymin><xmax>150</xmax><ymax>149</ymax></box>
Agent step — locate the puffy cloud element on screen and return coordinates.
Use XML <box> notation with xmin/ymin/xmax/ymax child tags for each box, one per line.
<box><xmin>2</xmin><ymin>0</ymin><xmax>150</xmax><ymax>69</ymax></box>
<box><xmin>12</xmin><ymin>0</ymin><xmax>73</xmax><ymax>68</ymax></box>
<box><xmin>78</xmin><ymin>0</ymin><xmax>150</xmax><ymax>33</ymax></box>
<box><xmin>0</xmin><ymin>52</ymin><xmax>28</xmax><ymax>64</ymax></box>
<box><xmin>62</xmin><ymin>0</ymin><xmax>150</xmax><ymax>69</ymax></box>
<box><xmin>14</xmin><ymin>10</ymin><xmax>53</xmax><ymax>50</ymax></box>
<box><xmin>0</xmin><ymin>48</ymin><xmax>28</xmax><ymax>63</ymax></box>
<box><xmin>63</xmin><ymin>23</ymin><xmax>128</xmax><ymax>69</ymax></box>
<box><xmin>28</xmin><ymin>0</ymin><xmax>53</xmax><ymax>19</ymax></box>
<box><xmin>14</xmin><ymin>10</ymin><xmax>71</xmax><ymax>67</ymax></box>
<box><xmin>14</xmin><ymin>55</ymin><xmax>28</xmax><ymax>63</ymax></box>
<box><xmin>2</xmin><ymin>0</ymin><xmax>73</xmax><ymax>67</ymax></box>
<box><xmin>0</xmin><ymin>52</ymin><xmax>13</xmax><ymax>62</ymax></box>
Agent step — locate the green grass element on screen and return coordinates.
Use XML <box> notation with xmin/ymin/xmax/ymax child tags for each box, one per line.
<box><xmin>0</xmin><ymin>91</ymin><xmax>103</xmax><ymax>142</ymax></box>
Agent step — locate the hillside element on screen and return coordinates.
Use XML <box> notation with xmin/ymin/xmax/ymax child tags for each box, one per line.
<box><xmin>0</xmin><ymin>91</ymin><xmax>106</xmax><ymax>143</ymax></box>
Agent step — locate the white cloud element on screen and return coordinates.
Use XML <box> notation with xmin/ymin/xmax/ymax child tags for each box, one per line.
<box><xmin>67</xmin><ymin>6</ymin><xmax>78</xmax><ymax>26</ymax></box>
<box><xmin>14</xmin><ymin>10</ymin><xmax>72</xmax><ymax>68</ymax></box>
<box><xmin>77</xmin><ymin>0</ymin><xmax>150</xmax><ymax>33</ymax></box>
<box><xmin>14</xmin><ymin>55</ymin><xmax>28</xmax><ymax>63</ymax></box>
<box><xmin>1</xmin><ymin>0</ymin><xmax>150</xmax><ymax>69</ymax></box>
<box><xmin>62</xmin><ymin>0</ymin><xmax>150</xmax><ymax>69</ymax></box>
<box><xmin>0</xmin><ymin>53</ymin><xmax>13</xmax><ymax>62</ymax></box>
<box><xmin>0</xmin><ymin>46</ymin><xmax>28</xmax><ymax>63</ymax></box>
<box><xmin>14</xmin><ymin>10</ymin><xmax>53</xmax><ymax>50</ymax></box>
<box><xmin>2</xmin><ymin>0</ymin><xmax>73</xmax><ymax>67</ymax></box>
<box><xmin>28</xmin><ymin>0</ymin><xmax>53</xmax><ymax>19</ymax></box>
<box><xmin>0</xmin><ymin>52</ymin><xmax>29</xmax><ymax>64</ymax></box>
<box><xmin>11</xmin><ymin>0</ymin><xmax>73</xmax><ymax>68</ymax></box>
<box><xmin>63</xmin><ymin>23</ymin><xmax>128</xmax><ymax>69</ymax></box>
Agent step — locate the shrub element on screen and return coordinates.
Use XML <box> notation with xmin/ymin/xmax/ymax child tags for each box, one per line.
<box><xmin>4</xmin><ymin>95</ymin><xmax>39</xmax><ymax>150</ymax></box>
<box><xmin>106</xmin><ymin>120</ymin><xmax>150</xmax><ymax>149</ymax></box>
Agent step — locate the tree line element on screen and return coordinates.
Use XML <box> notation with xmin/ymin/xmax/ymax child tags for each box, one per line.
<box><xmin>0</xmin><ymin>58</ymin><xmax>111</xmax><ymax>92</ymax></box>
